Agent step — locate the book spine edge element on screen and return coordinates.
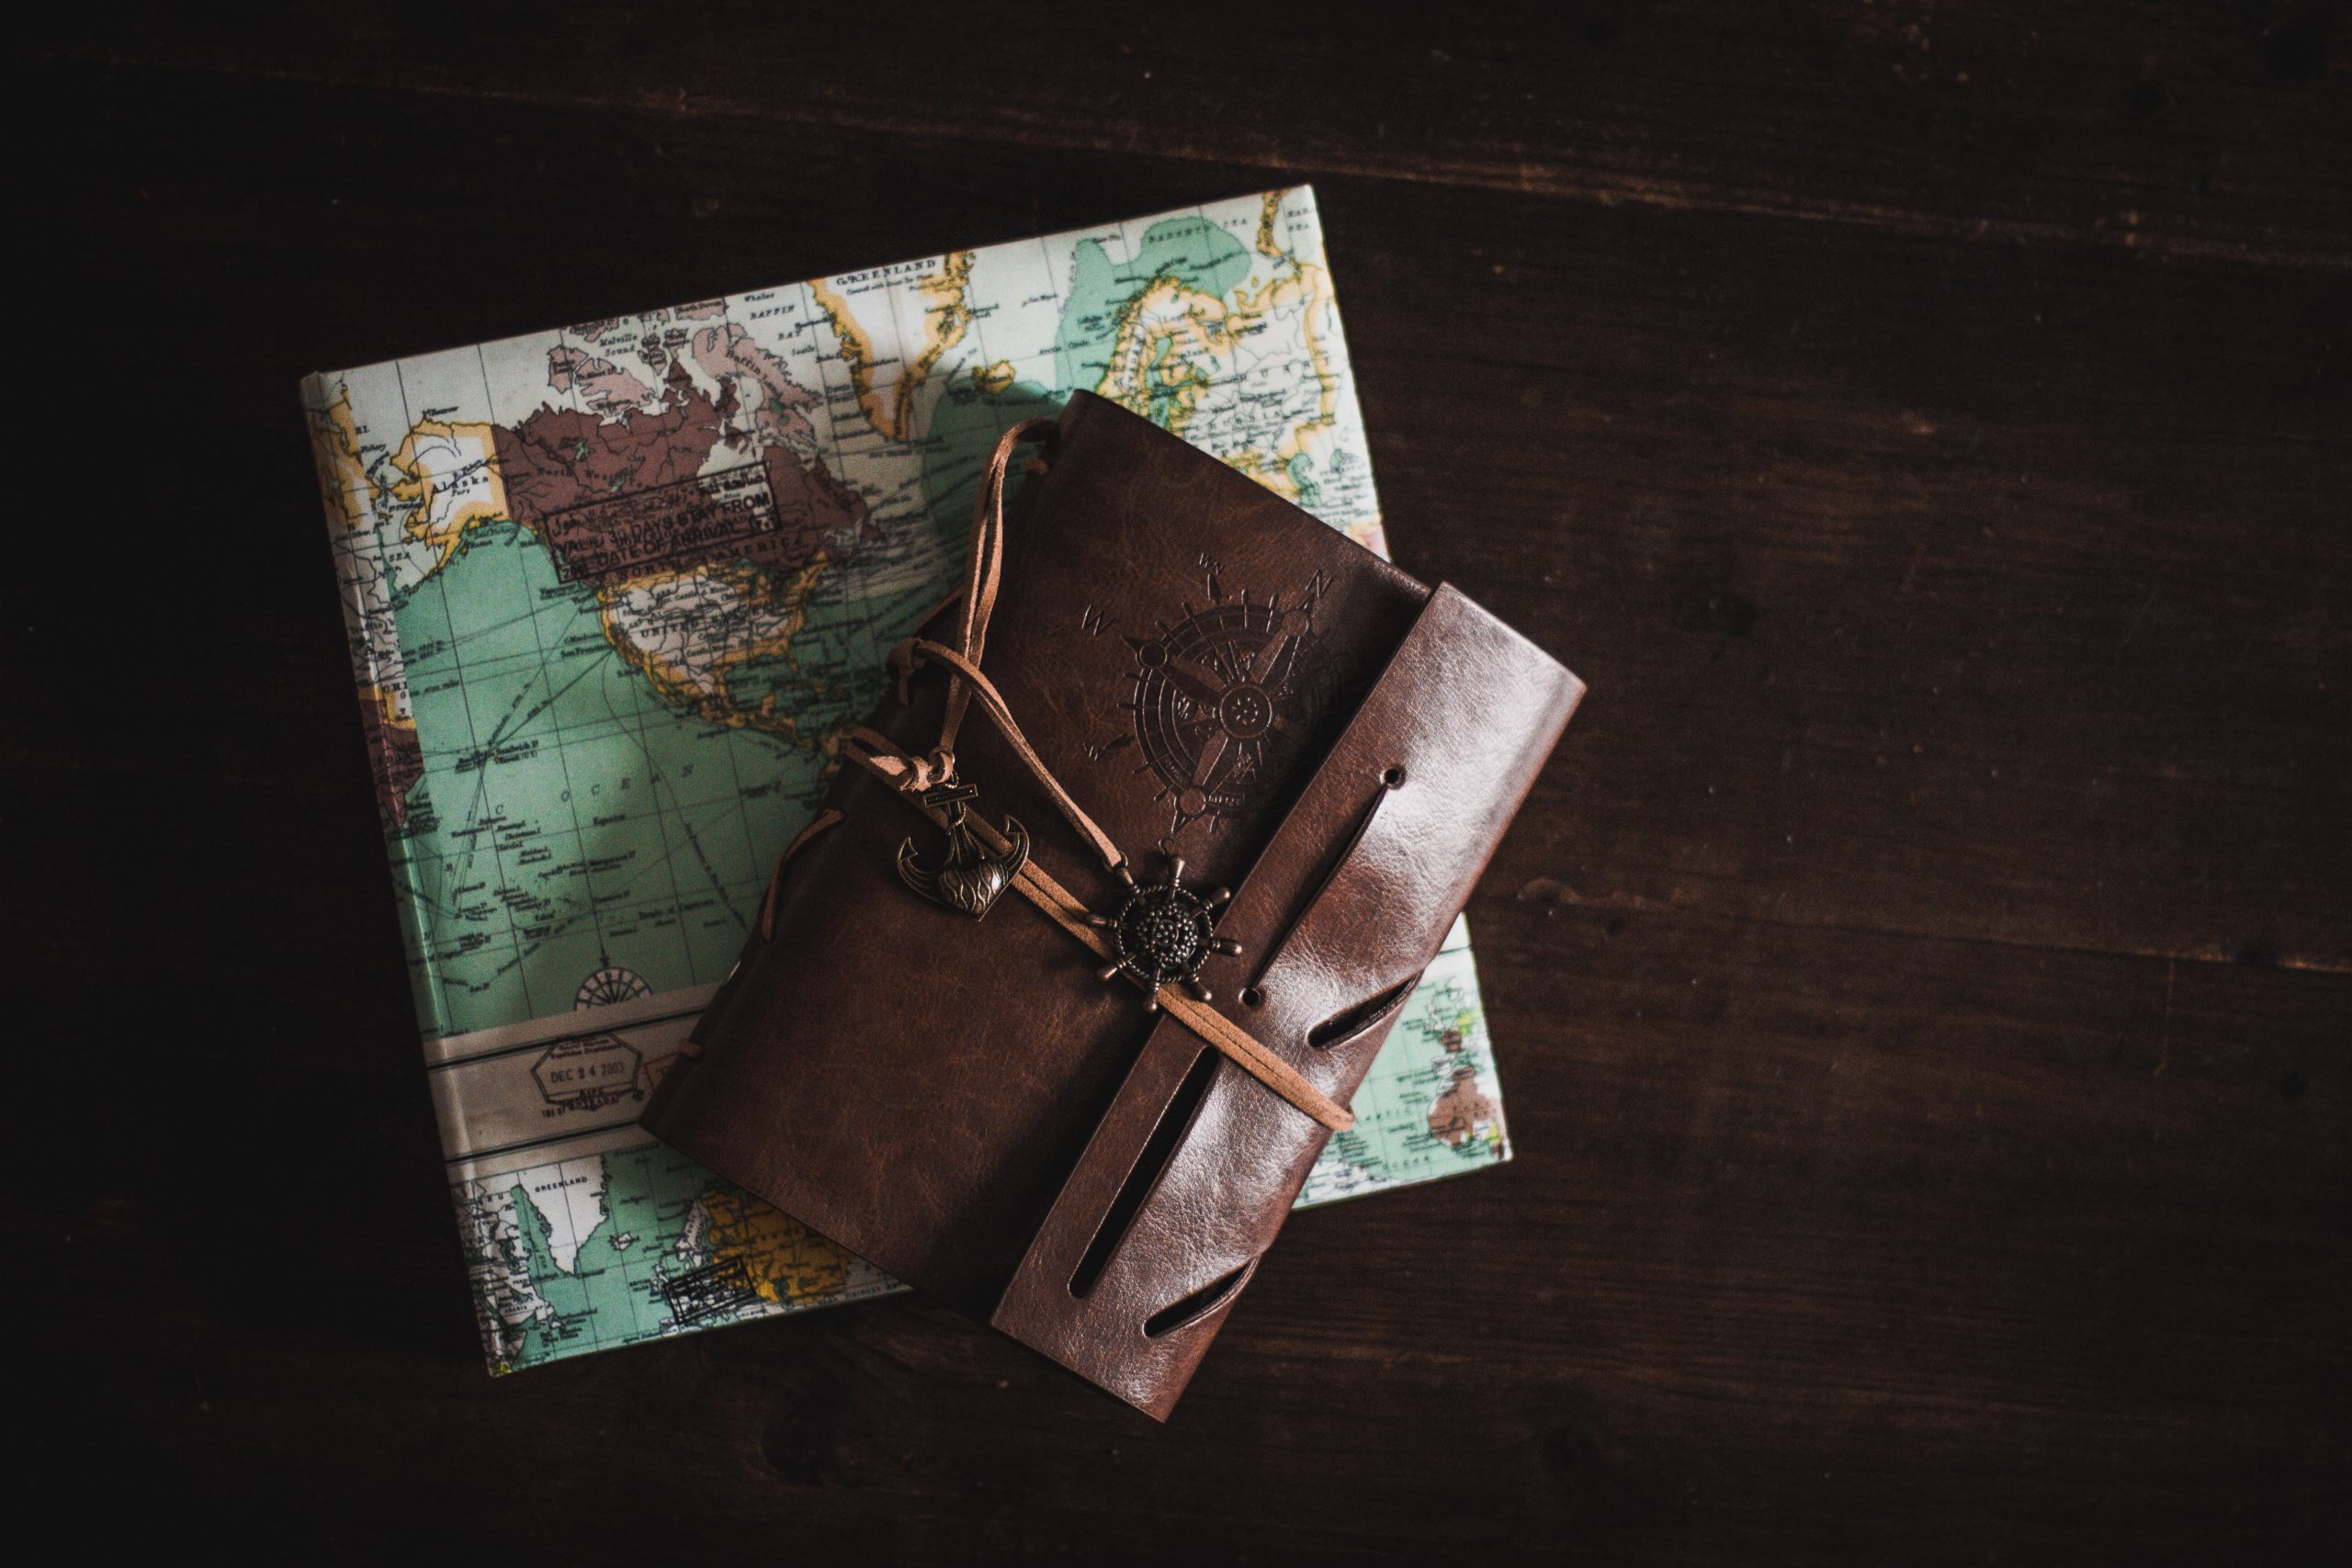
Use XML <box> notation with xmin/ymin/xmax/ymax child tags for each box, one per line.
<box><xmin>300</xmin><ymin>369</ymin><xmax>458</xmax><ymax>1048</ymax></box>
<box><xmin>306</xmin><ymin>370</ymin><xmax>514</xmax><ymax>1370</ymax></box>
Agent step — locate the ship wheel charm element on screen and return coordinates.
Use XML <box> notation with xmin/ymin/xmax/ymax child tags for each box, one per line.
<box><xmin>896</xmin><ymin>778</ymin><xmax>1029</xmax><ymax>919</ymax></box>
<box><xmin>1091</xmin><ymin>852</ymin><xmax>1242</xmax><ymax>1010</ymax></box>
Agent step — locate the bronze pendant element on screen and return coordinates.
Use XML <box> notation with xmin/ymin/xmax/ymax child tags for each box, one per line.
<box><xmin>897</xmin><ymin>779</ymin><xmax>1028</xmax><ymax>919</ymax></box>
<box><xmin>1091</xmin><ymin>852</ymin><xmax>1242</xmax><ymax>1011</ymax></box>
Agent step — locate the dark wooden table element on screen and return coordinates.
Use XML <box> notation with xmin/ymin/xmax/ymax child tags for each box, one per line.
<box><xmin>20</xmin><ymin>4</ymin><xmax>2346</xmax><ymax>1560</ymax></box>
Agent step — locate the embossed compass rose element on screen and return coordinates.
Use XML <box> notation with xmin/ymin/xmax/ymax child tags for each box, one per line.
<box><xmin>1088</xmin><ymin>564</ymin><xmax>1334</xmax><ymax>838</ymax></box>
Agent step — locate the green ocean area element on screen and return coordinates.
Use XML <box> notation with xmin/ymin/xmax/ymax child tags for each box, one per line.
<box><xmin>390</xmin><ymin>520</ymin><xmax>835</xmax><ymax>1034</ymax></box>
<box><xmin>503</xmin><ymin>1142</ymin><xmax>735</xmax><ymax>1366</ymax></box>
<box><xmin>1054</xmin><ymin>215</ymin><xmax>1252</xmax><ymax>406</ymax></box>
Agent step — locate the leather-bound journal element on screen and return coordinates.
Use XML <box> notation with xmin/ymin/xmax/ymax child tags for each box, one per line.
<box><xmin>641</xmin><ymin>389</ymin><xmax>1582</xmax><ymax>1416</ymax></box>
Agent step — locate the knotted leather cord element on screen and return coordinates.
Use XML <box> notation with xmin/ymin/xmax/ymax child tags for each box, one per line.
<box><xmin>888</xmin><ymin>637</ymin><xmax>1126</xmax><ymax>873</ymax></box>
<box><xmin>745</xmin><ymin>420</ymin><xmax>1352</xmax><ymax>1133</ymax></box>
<box><xmin>839</xmin><ymin>725</ymin><xmax>1351</xmax><ymax>1132</ymax></box>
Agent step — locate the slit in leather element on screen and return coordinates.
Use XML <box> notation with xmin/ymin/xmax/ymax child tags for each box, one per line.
<box><xmin>1143</xmin><ymin>1258</ymin><xmax>1257</xmax><ymax>1338</ymax></box>
<box><xmin>1069</xmin><ymin>1046</ymin><xmax>1222</xmax><ymax>1299</ymax></box>
<box><xmin>1306</xmin><ymin>971</ymin><xmax>1422</xmax><ymax>1050</ymax></box>
<box><xmin>1248</xmin><ymin>766</ymin><xmax>1406</xmax><ymax>993</ymax></box>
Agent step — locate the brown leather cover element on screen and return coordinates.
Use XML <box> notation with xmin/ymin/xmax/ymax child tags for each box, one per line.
<box><xmin>641</xmin><ymin>390</ymin><xmax>1583</xmax><ymax>1417</ymax></box>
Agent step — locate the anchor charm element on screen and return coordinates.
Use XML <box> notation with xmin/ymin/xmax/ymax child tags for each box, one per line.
<box><xmin>895</xmin><ymin>778</ymin><xmax>1029</xmax><ymax>919</ymax></box>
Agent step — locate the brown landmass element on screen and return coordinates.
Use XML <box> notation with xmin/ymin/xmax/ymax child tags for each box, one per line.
<box><xmin>761</xmin><ymin>442</ymin><xmax>877</xmax><ymax>562</ymax></box>
<box><xmin>492</xmin><ymin>354</ymin><xmax>726</xmax><ymax>525</ymax></box>
<box><xmin>494</xmin><ymin>351</ymin><xmax>872</xmax><ymax>588</ymax></box>
<box><xmin>1426</xmin><ymin>1065</ymin><xmax>1499</xmax><ymax>1150</ymax></box>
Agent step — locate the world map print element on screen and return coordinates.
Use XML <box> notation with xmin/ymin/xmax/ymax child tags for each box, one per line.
<box><xmin>305</xmin><ymin>188</ymin><xmax>1514</xmax><ymax>1372</ymax></box>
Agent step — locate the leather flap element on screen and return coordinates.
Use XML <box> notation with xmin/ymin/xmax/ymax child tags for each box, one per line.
<box><xmin>989</xmin><ymin>582</ymin><xmax>1583</xmax><ymax>1417</ymax></box>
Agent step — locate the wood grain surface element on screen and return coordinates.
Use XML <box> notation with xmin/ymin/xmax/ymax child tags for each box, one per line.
<box><xmin>17</xmin><ymin>3</ymin><xmax>2346</xmax><ymax>1561</ymax></box>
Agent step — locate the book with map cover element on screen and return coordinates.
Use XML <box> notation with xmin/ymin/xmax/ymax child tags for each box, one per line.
<box><xmin>303</xmin><ymin>187</ymin><xmax>1518</xmax><ymax>1374</ymax></box>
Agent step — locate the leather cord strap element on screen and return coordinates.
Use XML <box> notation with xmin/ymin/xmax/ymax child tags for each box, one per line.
<box><xmin>840</xmin><ymin>726</ymin><xmax>1353</xmax><ymax>1133</ymax></box>
<box><xmin>940</xmin><ymin>416</ymin><xmax>1060</xmax><ymax>758</ymax></box>
<box><xmin>888</xmin><ymin>637</ymin><xmax>1126</xmax><ymax>873</ymax></box>
<box><xmin>884</xmin><ymin>418</ymin><xmax>1128</xmax><ymax>876</ymax></box>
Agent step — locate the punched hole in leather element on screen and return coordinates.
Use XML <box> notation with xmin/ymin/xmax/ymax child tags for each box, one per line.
<box><xmin>988</xmin><ymin>583</ymin><xmax>1584</xmax><ymax>1419</ymax></box>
